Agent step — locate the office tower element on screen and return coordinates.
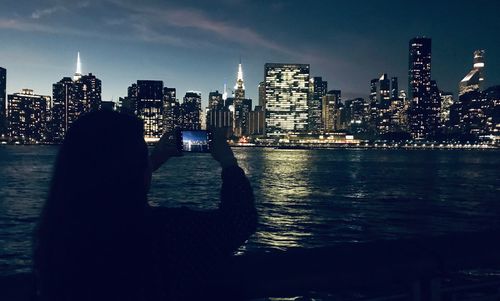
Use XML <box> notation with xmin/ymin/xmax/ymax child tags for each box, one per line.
<box><xmin>408</xmin><ymin>37</ymin><xmax>438</xmax><ymax>139</ymax></box>
<box><xmin>248</xmin><ymin>105</ymin><xmax>265</xmax><ymax>136</ymax></box>
<box><xmin>391</xmin><ymin>77</ymin><xmax>399</xmax><ymax>100</ymax></box>
<box><xmin>208</xmin><ymin>90</ymin><xmax>223</xmax><ymax>110</ymax></box>
<box><xmin>484</xmin><ymin>86</ymin><xmax>500</xmax><ymax>135</ymax></box>
<box><xmin>440</xmin><ymin>92</ymin><xmax>454</xmax><ymax>124</ymax></box>
<box><xmin>377</xmin><ymin>74</ymin><xmax>391</xmax><ymax>104</ymax></box>
<box><xmin>322</xmin><ymin>90</ymin><xmax>341</xmax><ymax>132</ymax></box>
<box><xmin>119</xmin><ymin>83</ymin><xmax>138</xmax><ymax>115</ymax></box>
<box><xmin>7</xmin><ymin>89</ymin><xmax>50</xmax><ymax>143</ymax></box>
<box><xmin>308</xmin><ymin>77</ymin><xmax>328</xmax><ymax>133</ymax></box>
<box><xmin>132</xmin><ymin>80</ymin><xmax>164</xmax><ymax>141</ymax></box>
<box><xmin>459</xmin><ymin>50</ymin><xmax>485</xmax><ymax>96</ymax></box>
<box><xmin>232</xmin><ymin>62</ymin><xmax>252</xmax><ymax>136</ymax></box>
<box><xmin>258</xmin><ymin>81</ymin><xmax>266</xmax><ymax>108</ymax></box>
<box><xmin>206</xmin><ymin>90</ymin><xmax>232</xmax><ymax>134</ymax></box>
<box><xmin>0</xmin><ymin>67</ymin><xmax>6</xmax><ymax>135</ymax></box>
<box><xmin>264</xmin><ymin>63</ymin><xmax>309</xmax><ymax>137</ymax></box>
<box><xmin>51</xmin><ymin>53</ymin><xmax>102</xmax><ymax>142</ymax></box>
<box><xmin>163</xmin><ymin>87</ymin><xmax>180</xmax><ymax>134</ymax></box>
<box><xmin>181</xmin><ymin>91</ymin><xmax>202</xmax><ymax>130</ymax></box>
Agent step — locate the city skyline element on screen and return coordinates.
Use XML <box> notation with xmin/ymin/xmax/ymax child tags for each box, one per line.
<box><xmin>1</xmin><ymin>1</ymin><xmax>499</xmax><ymax>105</ymax></box>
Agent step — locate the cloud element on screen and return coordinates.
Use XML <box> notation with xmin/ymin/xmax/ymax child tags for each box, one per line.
<box><xmin>31</xmin><ymin>6</ymin><xmax>65</xmax><ymax>19</ymax></box>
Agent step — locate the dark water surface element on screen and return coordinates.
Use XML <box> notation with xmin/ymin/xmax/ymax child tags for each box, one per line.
<box><xmin>1</xmin><ymin>146</ymin><xmax>499</xmax><ymax>275</ymax></box>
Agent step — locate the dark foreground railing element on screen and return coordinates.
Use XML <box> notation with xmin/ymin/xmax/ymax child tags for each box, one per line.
<box><xmin>2</xmin><ymin>231</ymin><xmax>500</xmax><ymax>300</ymax></box>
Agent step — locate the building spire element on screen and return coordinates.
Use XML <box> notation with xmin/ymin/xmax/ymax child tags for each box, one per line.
<box><xmin>222</xmin><ymin>83</ymin><xmax>228</xmax><ymax>101</ymax></box>
<box><xmin>235</xmin><ymin>60</ymin><xmax>245</xmax><ymax>90</ymax></box>
<box><xmin>73</xmin><ymin>52</ymin><xmax>82</xmax><ymax>81</ymax></box>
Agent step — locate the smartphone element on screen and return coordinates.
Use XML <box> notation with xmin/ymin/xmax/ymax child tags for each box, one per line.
<box><xmin>177</xmin><ymin>130</ymin><xmax>212</xmax><ymax>153</ymax></box>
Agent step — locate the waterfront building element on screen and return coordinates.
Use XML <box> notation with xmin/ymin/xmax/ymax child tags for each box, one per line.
<box><xmin>308</xmin><ymin>77</ymin><xmax>328</xmax><ymax>133</ymax></box>
<box><xmin>7</xmin><ymin>89</ymin><xmax>50</xmax><ymax>143</ymax></box>
<box><xmin>163</xmin><ymin>87</ymin><xmax>180</xmax><ymax>134</ymax></box>
<box><xmin>459</xmin><ymin>50</ymin><xmax>485</xmax><ymax>96</ymax></box>
<box><xmin>132</xmin><ymin>80</ymin><xmax>164</xmax><ymax>141</ymax></box>
<box><xmin>0</xmin><ymin>67</ymin><xmax>6</xmax><ymax>135</ymax></box>
<box><xmin>51</xmin><ymin>53</ymin><xmax>102</xmax><ymax>142</ymax></box>
<box><xmin>484</xmin><ymin>86</ymin><xmax>500</xmax><ymax>135</ymax></box>
<box><xmin>408</xmin><ymin>37</ymin><xmax>440</xmax><ymax>139</ymax></box>
<box><xmin>322</xmin><ymin>90</ymin><xmax>341</xmax><ymax>132</ymax></box>
<box><xmin>181</xmin><ymin>91</ymin><xmax>202</xmax><ymax>130</ymax></box>
<box><xmin>264</xmin><ymin>63</ymin><xmax>310</xmax><ymax>137</ymax></box>
<box><xmin>248</xmin><ymin>105</ymin><xmax>265</xmax><ymax>136</ymax></box>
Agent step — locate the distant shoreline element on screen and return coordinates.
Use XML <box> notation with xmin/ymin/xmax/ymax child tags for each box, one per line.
<box><xmin>2</xmin><ymin>142</ymin><xmax>498</xmax><ymax>150</ymax></box>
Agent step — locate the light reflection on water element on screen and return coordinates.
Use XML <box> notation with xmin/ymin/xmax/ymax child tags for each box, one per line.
<box><xmin>1</xmin><ymin>146</ymin><xmax>500</xmax><ymax>275</ymax></box>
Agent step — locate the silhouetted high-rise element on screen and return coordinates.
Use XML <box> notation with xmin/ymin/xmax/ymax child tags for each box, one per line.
<box><xmin>308</xmin><ymin>77</ymin><xmax>327</xmax><ymax>133</ymax></box>
<box><xmin>264</xmin><ymin>63</ymin><xmax>309</xmax><ymax>137</ymax></box>
<box><xmin>51</xmin><ymin>54</ymin><xmax>102</xmax><ymax>142</ymax></box>
<box><xmin>0</xmin><ymin>67</ymin><xmax>6</xmax><ymax>135</ymax></box>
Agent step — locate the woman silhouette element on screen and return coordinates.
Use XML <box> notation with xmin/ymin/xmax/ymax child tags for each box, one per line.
<box><xmin>33</xmin><ymin>110</ymin><xmax>257</xmax><ymax>300</ymax></box>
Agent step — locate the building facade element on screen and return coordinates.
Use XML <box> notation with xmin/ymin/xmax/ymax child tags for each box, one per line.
<box><xmin>0</xmin><ymin>67</ymin><xmax>6</xmax><ymax>135</ymax></box>
<box><xmin>7</xmin><ymin>89</ymin><xmax>50</xmax><ymax>143</ymax></box>
<box><xmin>181</xmin><ymin>91</ymin><xmax>202</xmax><ymax>130</ymax></box>
<box><xmin>308</xmin><ymin>77</ymin><xmax>327</xmax><ymax>133</ymax></box>
<box><xmin>408</xmin><ymin>37</ymin><xmax>440</xmax><ymax>139</ymax></box>
<box><xmin>264</xmin><ymin>63</ymin><xmax>310</xmax><ymax>137</ymax></box>
<box><xmin>459</xmin><ymin>50</ymin><xmax>485</xmax><ymax>96</ymax></box>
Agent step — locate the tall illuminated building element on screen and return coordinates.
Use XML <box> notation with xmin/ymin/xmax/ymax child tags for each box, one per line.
<box><xmin>440</xmin><ymin>92</ymin><xmax>454</xmax><ymax>124</ymax></box>
<box><xmin>0</xmin><ymin>67</ymin><xmax>6</xmax><ymax>135</ymax></box>
<box><xmin>264</xmin><ymin>63</ymin><xmax>309</xmax><ymax>137</ymax></box>
<box><xmin>232</xmin><ymin>62</ymin><xmax>252</xmax><ymax>136</ymax></box>
<box><xmin>459</xmin><ymin>50</ymin><xmax>485</xmax><ymax>96</ymax></box>
<box><xmin>51</xmin><ymin>53</ymin><xmax>101</xmax><ymax>142</ymax></box>
<box><xmin>408</xmin><ymin>37</ymin><xmax>439</xmax><ymax>139</ymax></box>
<box><xmin>322</xmin><ymin>90</ymin><xmax>341</xmax><ymax>132</ymax></box>
<box><xmin>133</xmin><ymin>80</ymin><xmax>164</xmax><ymax>141</ymax></box>
<box><xmin>7</xmin><ymin>89</ymin><xmax>50</xmax><ymax>143</ymax></box>
<box><xmin>258</xmin><ymin>81</ymin><xmax>266</xmax><ymax>108</ymax></box>
<box><xmin>181</xmin><ymin>91</ymin><xmax>202</xmax><ymax>130</ymax></box>
<box><xmin>163</xmin><ymin>87</ymin><xmax>180</xmax><ymax>134</ymax></box>
<box><xmin>308</xmin><ymin>77</ymin><xmax>328</xmax><ymax>133</ymax></box>
<box><xmin>390</xmin><ymin>77</ymin><xmax>399</xmax><ymax>100</ymax></box>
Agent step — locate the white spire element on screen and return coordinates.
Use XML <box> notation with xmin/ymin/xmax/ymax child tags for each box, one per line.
<box><xmin>234</xmin><ymin>61</ymin><xmax>245</xmax><ymax>90</ymax></box>
<box><xmin>222</xmin><ymin>83</ymin><xmax>228</xmax><ymax>101</ymax></box>
<box><xmin>73</xmin><ymin>52</ymin><xmax>82</xmax><ymax>81</ymax></box>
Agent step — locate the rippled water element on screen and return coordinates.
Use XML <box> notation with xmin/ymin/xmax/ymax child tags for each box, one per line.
<box><xmin>1</xmin><ymin>146</ymin><xmax>499</xmax><ymax>275</ymax></box>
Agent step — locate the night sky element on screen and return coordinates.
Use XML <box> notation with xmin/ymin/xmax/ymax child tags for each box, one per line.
<box><xmin>1</xmin><ymin>0</ymin><xmax>499</xmax><ymax>106</ymax></box>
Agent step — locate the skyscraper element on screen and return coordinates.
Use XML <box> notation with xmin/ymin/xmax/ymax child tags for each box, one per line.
<box><xmin>408</xmin><ymin>37</ymin><xmax>439</xmax><ymax>139</ymax></box>
<box><xmin>134</xmin><ymin>80</ymin><xmax>164</xmax><ymax>141</ymax></box>
<box><xmin>459</xmin><ymin>50</ymin><xmax>485</xmax><ymax>96</ymax></box>
<box><xmin>232</xmin><ymin>62</ymin><xmax>252</xmax><ymax>136</ymax></box>
<box><xmin>163</xmin><ymin>87</ymin><xmax>180</xmax><ymax>134</ymax></box>
<box><xmin>51</xmin><ymin>53</ymin><xmax>102</xmax><ymax>142</ymax></box>
<box><xmin>0</xmin><ymin>67</ymin><xmax>6</xmax><ymax>135</ymax></box>
<box><xmin>7</xmin><ymin>89</ymin><xmax>50</xmax><ymax>143</ymax></box>
<box><xmin>390</xmin><ymin>77</ymin><xmax>399</xmax><ymax>100</ymax></box>
<box><xmin>264</xmin><ymin>63</ymin><xmax>309</xmax><ymax>137</ymax></box>
<box><xmin>308</xmin><ymin>77</ymin><xmax>328</xmax><ymax>133</ymax></box>
<box><xmin>258</xmin><ymin>81</ymin><xmax>266</xmax><ymax>108</ymax></box>
<box><xmin>322</xmin><ymin>90</ymin><xmax>341</xmax><ymax>132</ymax></box>
<box><xmin>440</xmin><ymin>92</ymin><xmax>454</xmax><ymax>125</ymax></box>
<box><xmin>181</xmin><ymin>91</ymin><xmax>202</xmax><ymax>130</ymax></box>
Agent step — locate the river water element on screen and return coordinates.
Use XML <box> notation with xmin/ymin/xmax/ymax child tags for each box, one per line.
<box><xmin>1</xmin><ymin>146</ymin><xmax>499</xmax><ymax>275</ymax></box>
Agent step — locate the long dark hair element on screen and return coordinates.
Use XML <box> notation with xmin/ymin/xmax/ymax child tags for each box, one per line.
<box><xmin>34</xmin><ymin>110</ymin><xmax>153</xmax><ymax>300</ymax></box>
